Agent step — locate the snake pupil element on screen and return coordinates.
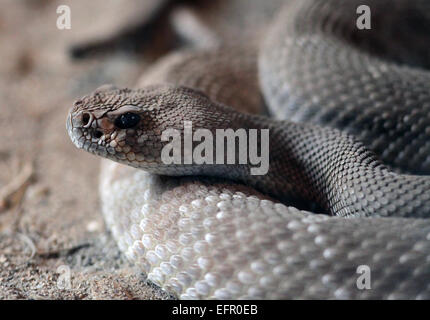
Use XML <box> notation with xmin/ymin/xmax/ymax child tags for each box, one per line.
<box><xmin>114</xmin><ymin>112</ymin><xmax>141</xmax><ymax>129</ymax></box>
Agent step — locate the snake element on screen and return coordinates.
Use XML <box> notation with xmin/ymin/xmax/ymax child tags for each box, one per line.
<box><xmin>66</xmin><ymin>0</ymin><xmax>430</xmax><ymax>299</ymax></box>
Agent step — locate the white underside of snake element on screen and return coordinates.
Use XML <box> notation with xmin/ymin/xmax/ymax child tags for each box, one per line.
<box><xmin>67</xmin><ymin>0</ymin><xmax>430</xmax><ymax>299</ymax></box>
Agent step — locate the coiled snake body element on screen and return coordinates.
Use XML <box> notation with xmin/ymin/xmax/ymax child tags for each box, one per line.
<box><xmin>67</xmin><ymin>0</ymin><xmax>430</xmax><ymax>299</ymax></box>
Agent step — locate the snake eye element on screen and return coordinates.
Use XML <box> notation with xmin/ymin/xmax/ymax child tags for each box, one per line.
<box><xmin>114</xmin><ymin>112</ymin><xmax>141</xmax><ymax>129</ymax></box>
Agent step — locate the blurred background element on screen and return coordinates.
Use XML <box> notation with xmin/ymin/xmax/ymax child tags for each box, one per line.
<box><xmin>0</xmin><ymin>0</ymin><xmax>174</xmax><ymax>299</ymax></box>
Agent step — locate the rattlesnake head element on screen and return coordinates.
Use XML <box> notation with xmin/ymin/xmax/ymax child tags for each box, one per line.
<box><xmin>67</xmin><ymin>83</ymin><xmax>239</xmax><ymax>172</ymax></box>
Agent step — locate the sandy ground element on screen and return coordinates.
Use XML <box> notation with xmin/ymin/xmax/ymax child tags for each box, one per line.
<box><xmin>0</xmin><ymin>0</ymin><xmax>172</xmax><ymax>299</ymax></box>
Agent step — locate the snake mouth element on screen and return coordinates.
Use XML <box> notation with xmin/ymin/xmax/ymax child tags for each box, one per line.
<box><xmin>66</xmin><ymin>113</ymin><xmax>72</xmax><ymax>132</ymax></box>
<box><xmin>66</xmin><ymin>113</ymin><xmax>79</xmax><ymax>146</ymax></box>
<box><xmin>67</xmin><ymin>112</ymin><xmax>120</xmax><ymax>163</ymax></box>
<box><xmin>66</xmin><ymin>113</ymin><xmax>92</xmax><ymax>151</ymax></box>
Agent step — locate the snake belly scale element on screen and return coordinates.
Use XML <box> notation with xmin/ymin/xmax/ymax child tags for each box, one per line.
<box><xmin>67</xmin><ymin>0</ymin><xmax>430</xmax><ymax>299</ymax></box>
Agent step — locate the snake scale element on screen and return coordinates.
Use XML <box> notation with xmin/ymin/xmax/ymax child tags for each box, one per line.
<box><xmin>67</xmin><ymin>0</ymin><xmax>430</xmax><ymax>299</ymax></box>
